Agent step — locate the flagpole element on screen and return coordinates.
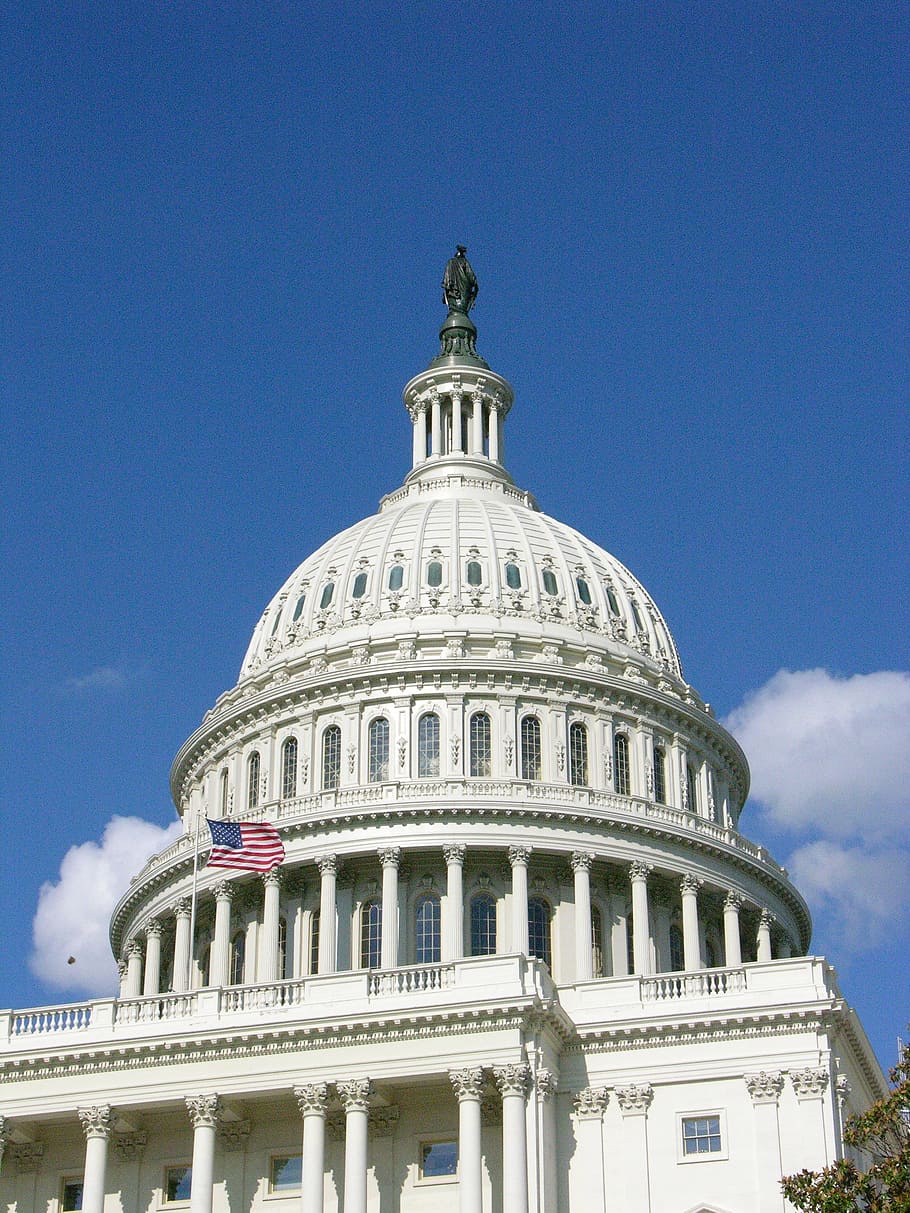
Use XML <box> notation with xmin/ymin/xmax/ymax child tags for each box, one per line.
<box><xmin>187</xmin><ymin>809</ymin><xmax>203</xmax><ymax>992</ymax></box>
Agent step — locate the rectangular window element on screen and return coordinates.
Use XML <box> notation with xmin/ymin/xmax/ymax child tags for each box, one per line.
<box><xmin>679</xmin><ymin>1113</ymin><xmax>725</xmax><ymax>1161</ymax></box>
<box><xmin>419</xmin><ymin>1139</ymin><xmax>458</xmax><ymax>1181</ymax></box>
<box><xmin>270</xmin><ymin>1154</ymin><xmax>303</xmax><ymax>1192</ymax></box>
<box><xmin>164</xmin><ymin>1165</ymin><xmax>192</xmax><ymax>1202</ymax></box>
<box><xmin>62</xmin><ymin>1179</ymin><xmax>84</xmax><ymax>1211</ymax></box>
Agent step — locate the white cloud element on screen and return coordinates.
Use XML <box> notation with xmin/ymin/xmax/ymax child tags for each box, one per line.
<box><xmin>64</xmin><ymin>665</ymin><xmax>130</xmax><ymax>692</ymax></box>
<box><xmin>30</xmin><ymin>816</ymin><xmax>182</xmax><ymax>996</ymax></box>
<box><xmin>723</xmin><ymin>668</ymin><xmax>910</xmax><ymax>946</ymax></box>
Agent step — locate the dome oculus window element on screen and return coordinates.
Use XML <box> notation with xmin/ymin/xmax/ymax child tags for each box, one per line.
<box><xmin>606</xmin><ymin>586</ymin><xmax>620</xmax><ymax>616</ymax></box>
<box><xmin>631</xmin><ymin>601</ymin><xmax>644</xmax><ymax>630</ymax></box>
<box><xmin>542</xmin><ymin>568</ymin><xmax>558</xmax><ymax>596</ymax></box>
<box><xmin>427</xmin><ymin>561</ymin><xmax>443</xmax><ymax>588</ymax></box>
<box><xmin>505</xmin><ymin>562</ymin><xmax>522</xmax><ymax>589</ymax></box>
<box><xmin>576</xmin><ymin>576</ymin><xmax>592</xmax><ymax>605</ymax></box>
<box><xmin>466</xmin><ymin>560</ymin><xmax>482</xmax><ymax>587</ymax></box>
<box><xmin>352</xmin><ymin>572</ymin><xmax>368</xmax><ymax>599</ymax></box>
<box><xmin>292</xmin><ymin>593</ymin><xmax>306</xmax><ymax>621</ymax></box>
<box><xmin>388</xmin><ymin>564</ymin><xmax>404</xmax><ymax>591</ymax></box>
<box><xmin>319</xmin><ymin>582</ymin><xmax>335</xmax><ymax>610</ymax></box>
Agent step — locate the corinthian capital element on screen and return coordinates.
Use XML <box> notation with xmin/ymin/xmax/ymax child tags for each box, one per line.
<box><xmin>628</xmin><ymin>861</ymin><xmax>652</xmax><ymax>882</ymax></box>
<box><xmin>316</xmin><ymin>853</ymin><xmax>338</xmax><ymax>876</ymax></box>
<box><xmin>573</xmin><ymin>1086</ymin><xmax>608</xmax><ymax>1118</ymax></box>
<box><xmin>745</xmin><ymin>1071</ymin><xmax>784</xmax><ymax>1103</ymax></box>
<box><xmin>294</xmin><ymin>1083</ymin><xmax>329</xmax><ymax>1116</ymax></box>
<box><xmin>337</xmin><ymin>1079</ymin><xmax>372</xmax><ymax>1113</ymax></box>
<box><xmin>570</xmin><ymin>851</ymin><xmax>594</xmax><ymax>873</ymax></box>
<box><xmin>443</xmin><ymin>843</ymin><xmax>466</xmax><ymax>866</ymax></box>
<box><xmin>791</xmin><ymin>1068</ymin><xmax>829</xmax><ymax>1099</ymax></box>
<box><xmin>724</xmin><ymin>890</ymin><xmax>744</xmax><ymax>912</ymax></box>
<box><xmin>378</xmin><ymin>847</ymin><xmax>401</xmax><ymax>870</ymax></box>
<box><xmin>185</xmin><ymin>1094</ymin><xmax>221</xmax><ymax>1129</ymax></box>
<box><xmin>450</xmin><ymin>1067</ymin><xmax>485</xmax><ymax>1101</ymax></box>
<box><xmin>493</xmin><ymin>1062</ymin><xmax>531</xmax><ymax>1097</ymax></box>
<box><xmin>615</xmin><ymin>1083</ymin><xmax>653</xmax><ymax>1114</ymax></box>
<box><xmin>78</xmin><ymin>1105</ymin><xmax>113</xmax><ymax>1139</ymax></box>
<box><xmin>508</xmin><ymin>845</ymin><xmax>532</xmax><ymax>867</ymax></box>
<box><xmin>680</xmin><ymin>874</ymin><xmax>703</xmax><ymax>895</ymax></box>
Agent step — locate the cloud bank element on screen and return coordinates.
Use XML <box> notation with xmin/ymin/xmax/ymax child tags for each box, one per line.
<box><xmin>724</xmin><ymin>669</ymin><xmax>910</xmax><ymax>947</ymax></box>
<box><xmin>30</xmin><ymin>816</ymin><xmax>182</xmax><ymax>996</ymax></box>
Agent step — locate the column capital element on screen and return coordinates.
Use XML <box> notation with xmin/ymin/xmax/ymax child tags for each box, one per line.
<box><xmin>261</xmin><ymin>868</ymin><xmax>283</xmax><ymax>889</ymax></box>
<box><xmin>218</xmin><ymin>1120</ymin><xmax>251</xmax><ymax>1151</ymax></box>
<box><xmin>173</xmin><ymin>897</ymin><xmax>192</xmax><ymax>919</ymax></box>
<box><xmin>185</xmin><ymin>1094</ymin><xmax>221</xmax><ymax>1129</ymax></box>
<box><xmin>443</xmin><ymin>843</ymin><xmax>466</xmax><ymax>866</ymax></box>
<box><xmin>126</xmin><ymin>937</ymin><xmax>144</xmax><ymax>959</ymax></box>
<box><xmin>144</xmin><ymin>917</ymin><xmax>163</xmax><ymax>939</ymax></box>
<box><xmin>615</xmin><ymin>1083</ymin><xmax>653</xmax><ymax>1115</ymax></box>
<box><xmin>536</xmin><ymin>1068</ymin><xmax>557</xmax><ymax>1100</ymax></box>
<box><xmin>450</xmin><ymin>1067</ymin><xmax>485</xmax><ymax>1101</ymax></box>
<box><xmin>78</xmin><ymin>1105</ymin><xmax>113</xmax><ymax>1140</ymax></box>
<box><xmin>508</xmin><ymin>845</ymin><xmax>532</xmax><ymax>867</ymax></box>
<box><xmin>316</xmin><ymin>852</ymin><xmax>338</xmax><ymax>876</ymax></box>
<box><xmin>378</xmin><ymin>847</ymin><xmax>401</xmax><ymax>870</ymax></box>
<box><xmin>573</xmin><ymin>1086</ymin><xmax>608</xmax><ymax>1119</ymax></box>
<box><xmin>680</xmin><ymin>873</ymin><xmax>703</xmax><ymax>895</ymax></box>
<box><xmin>570</xmin><ymin>850</ymin><xmax>594</xmax><ymax>873</ymax></box>
<box><xmin>117</xmin><ymin>959</ymin><xmax>128</xmax><ymax>981</ymax></box>
<box><xmin>628</xmin><ymin>860</ymin><xmax>652</xmax><ymax>882</ymax></box>
<box><xmin>791</xmin><ymin>1068</ymin><xmax>829</xmax><ymax>1099</ymax></box>
<box><xmin>493</xmin><ymin>1062</ymin><xmax>531</xmax><ymax>1097</ymax></box>
<box><xmin>745</xmin><ymin>1071</ymin><xmax>784</xmax><ymax>1104</ymax></box>
<box><xmin>213</xmin><ymin>880</ymin><xmax>235</xmax><ymax>902</ymax></box>
<box><xmin>759</xmin><ymin>907</ymin><xmax>775</xmax><ymax>928</ymax></box>
<box><xmin>294</xmin><ymin>1083</ymin><xmax>329</xmax><ymax>1116</ymax></box>
<box><xmin>724</xmin><ymin>890</ymin><xmax>744</xmax><ymax>911</ymax></box>
<box><xmin>337</xmin><ymin>1078</ymin><xmax>373</xmax><ymax>1113</ymax></box>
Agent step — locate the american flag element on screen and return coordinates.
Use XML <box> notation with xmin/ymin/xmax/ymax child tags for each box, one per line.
<box><xmin>205</xmin><ymin>819</ymin><xmax>285</xmax><ymax>872</ymax></box>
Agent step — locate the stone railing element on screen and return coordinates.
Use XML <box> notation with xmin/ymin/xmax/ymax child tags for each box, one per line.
<box><xmin>11</xmin><ymin>1003</ymin><xmax>94</xmax><ymax>1036</ymax></box>
<box><xmin>641</xmin><ymin>967</ymin><xmax>746</xmax><ymax>1001</ymax></box>
<box><xmin>367</xmin><ymin>964</ymin><xmax>455</xmax><ymax>996</ymax></box>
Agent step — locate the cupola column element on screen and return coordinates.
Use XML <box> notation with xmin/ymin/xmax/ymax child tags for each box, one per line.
<box><xmin>680</xmin><ymin>875</ymin><xmax>703</xmax><ymax>970</ymax></box>
<box><xmin>471</xmin><ymin>388</ymin><xmax>484</xmax><ymax>455</ymax></box>
<box><xmin>172</xmin><ymin>898</ymin><xmax>193</xmax><ymax>992</ymax></box>
<box><xmin>450</xmin><ymin>1068</ymin><xmax>484</xmax><ymax>1213</ymax></box>
<box><xmin>125</xmin><ymin>938</ymin><xmax>144</xmax><ymax>997</ymax></box>
<box><xmin>723</xmin><ymin>892</ymin><xmax>744</xmax><ymax>966</ymax></box>
<box><xmin>78</xmin><ymin>1105</ymin><xmax>112</xmax><ymax>1213</ymax></box>
<box><xmin>186</xmin><ymin>1095</ymin><xmax>221</xmax><ymax>1213</ymax></box>
<box><xmin>757</xmin><ymin>909</ymin><xmax>774</xmax><ymax>962</ymax></box>
<box><xmin>508</xmin><ymin>846</ymin><xmax>532</xmax><ymax>955</ymax></box>
<box><xmin>294</xmin><ymin>1083</ymin><xmax>329</xmax><ymax>1213</ymax></box>
<box><xmin>259</xmin><ymin>870</ymin><xmax>283</xmax><ymax>983</ymax></box>
<box><xmin>338</xmin><ymin>1080</ymin><xmax>372</xmax><ymax>1213</ymax></box>
<box><xmin>317</xmin><ymin>855</ymin><xmax>338</xmax><ymax>974</ymax></box>
<box><xmin>494</xmin><ymin>1063</ymin><xmax>531</xmax><ymax>1213</ymax></box>
<box><xmin>413</xmin><ymin>406</ymin><xmax>427</xmax><ymax>466</ymax></box>
<box><xmin>210</xmin><ymin>883</ymin><xmax>234</xmax><ymax>987</ymax></box>
<box><xmin>488</xmin><ymin>405</ymin><xmax>501</xmax><ymax>464</ymax></box>
<box><xmin>143</xmin><ymin>920</ymin><xmax>162</xmax><ymax>995</ymax></box>
<box><xmin>451</xmin><ymin>390</ymin><xmax>465</xmax><ymax>455</ymax></box>
<box><xmin>443</xmin><ymin>844</ymin><xmax>466</xmax><ymax>961</ymax></box>
<box><xmin>430</xmin><ymin>396</ymin><xmax>442</xmax><ymax>456</ymax></box>
<box><xmin>629</xmin><ymin>862</ymin><xmax>653</xmax><ymax>976</ymax></box>
<box><xmin>571</xmin><ymin>851</ymin><xmax>594</xmax><ymax>981</ymax></box>
<box><xmin>379</xmin><ymin>848</ymin><xmax>401</xmax><ymax>968</ymax></box>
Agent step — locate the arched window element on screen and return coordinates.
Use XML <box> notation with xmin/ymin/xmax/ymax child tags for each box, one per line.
<box><xmin>427</xmin><ymin>561</ymin><xmax>443</xmax><ymax>588</ymax></box>
<box><xmin>319</xmin><ymin>582</ymin><xmax>335</xmax><ymax>610</ymax></box>
<box><xmin>569</xmin><ymin>721</ymin><xmax>588</xmax><ymax>786</ymax></box>
<box><xmin>576</xmin><ymin>576</ymin><xmax>592</xmax><ymax>605</ymax></box>
<box><xmin>613</xmin><ymin>733</ymin><xmax>630</xmax><ymax>796</ymax></box>
<box><xmin>277</xmin><ymin>916</ymin><xmax>288</xmax><ymax>981</ymax></box>
<box><xmin>505</xmin><ymin>562</ymin><xmax>522</xmax><ymax>589</ymax></box>
<box><xmin>686</xmin><ymin>762</ymin><xmax>699</xmax><ymax>813</ymax></box>
<box><xmin>630</xmin><ymin>600</ymin><xmax>644</xmax><ymax>631</ymax></box>
<box><xmin>281</xmin><ymin>737</ymin><xmax>298</xmax><ymax>800</ymax></box>
<box><xmin>415</xmin><ymin>894</ymin><xmax>441</xmax><ymax>964</ymax></box>
<box><xmin>470</xmin><ymin>893</ymin><xmax>497</xmax><ymax>956</ymax></box>
<box><xmin>528</xmin><ymin>897</ymin><xmax>552</xmax><ymax>968</ymax></box>
<box><xmin>466</xmin><ymin>560</ymin><xmax>482</xmax><ymax>586</ymax></box>
<box><xmin>309</xmin><ymin>910</ymin><xmax>320</xmax><ymax>975</ymax></box>
<box><xmin>247</xmin><ymin>751</ymin><xmax>261</xmax><ymax>809</ymax></box>
<box><xmin>469</xmin><ymin>712</ymin><xmax>492</xmax><ymax>777</ymax></box>
<box><xmin>219</xmin><ymin>768</ymin><xmax>229</xmax><ymax>814</ymax></box>
<box><xmin>230</xmin><ymin>930</ymin><xmax>246</xmax><ymax>986</ymax></box>
<box><xmin>591</xmin><ymin>905</ymin><xmax>605</xmax><ymax>978</ymax></box>
<box><xmin>606</xmin><ymin>585</ymin><xmax>620</xmax><ymax>616</ymax></box>
<box><xmin>521</xmin><ymin>716</ymin><xmax>542</xmax><ymax>781</ymax></box>
<box><xmin>292</xmin><ymin>592</ymin><xmax>306</xmax><ymax>621</ymax></box>
<box><xmin>542</xmin><ymin>568</ymin><xmax>558</xmax><ymax>596</ymax></box>
<box><xmin>360</xmin><ymin>899</ymin><xmax>382</xmax><ymax>969</ymax></box>
<box><xmin>418</xmin><ymin>713</ymin><xmax>440</xmax><ymax>777</ymax></box>
<box><xmin>368</xmin><ymin>717</ymin><xmax>390</xmax><ymax>782</ymax></box>
<box><xmin>322</xmin><ymin>726</ymin><xmax>341</xmax><ymax>790</ymax></box>
<box><xmin>352</xmin><ymin>572</ymin><xmax>367</xmax><ymax>599</ymax></box>
<box><xmin>388</xmin><ymin>564</ymin><xmax>404</xmax><ymax>591</ymax></box>
<box><xmin>653</xmin><ymin>746</ymin><xmax>666</xmax><ymax>804</ymax></box>
<box><xmin>669</xmin><ymin>923</ymin><xmax>684</xmax><ymax>972</ymax></box>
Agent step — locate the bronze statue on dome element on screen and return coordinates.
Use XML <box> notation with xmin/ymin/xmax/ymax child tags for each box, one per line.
<box><xmin>442</xmin><ymin>245</ymin><xmax>478</xmax><ymax>315</ymax></box>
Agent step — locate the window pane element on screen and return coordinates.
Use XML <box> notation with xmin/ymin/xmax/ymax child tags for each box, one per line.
<box><xmin>591</xmin><ymin>905</ymin><xmax>604</xmax><ymax>978</ymax></box>
<box><xmin>653</xmin><ymin>747</ymin><xmax>666</xmax><ymax>804</ymax></box>
<box><xmin>669</xmin><ymin>924</ymin><xmax>684</xmax><ymax>972</ymax></box>
<box><xmin>469</xmin><ymin>712</ymin><xmax>492</xmax><ymax>777</ymax></box>
<box><xmin>319</xmin><ymin>582</ymin><xmax>335</xmax><ymax>610</ymax></box>
<box><xmin>230</xmin><ymin>932</ymin><xmax>245</xmax><ymax>985</ymax></box>
<box><xmin>282</xmin><ymin>738</ymin><xmax>298</xmax><ymax>799</ymax></box>
<box><xmin>606</xmin><ymin>586</ymin><xmax>620</xmax><ymax>615</ymax></box>
<box><xmin>505</xmin><ymin>562</ymin><xmax>521</xmax><ymax>589</ymax></box>
<box><xmin>415</xmin><ymin>895</ymin><xmax>441</xmax><ymax>964</ymax></box>
<box><xmin>631</xmin><ymin>601</ymin><xmax>644</xmax><ymax>630</ymax></box>
<box><xmin>388</xmin><ymin>564</ymin><xmax>404</xmax><ymax>591</ymax></box>
<box><xmin>613</xmin><ymin>734</ymin><xmax>630</xmax><ymax>796</ymax></box>
<box><xmin>466</xmin><ymin>560</ymin><xmax>482</xmax><ymax>586</ymax></box>
<box><xmin>470</xmin><ymin>894</ymin><xmax>497</xmax><ymax>956</ymax></box>
<box><xmin>418</xmin><ymin>714</ymin><xmax>440</xmax><ymax>777</ymax></box>
<box><xmin>368</xmin><ymin>718</ymin><xmax>390</xmax><ymax>782</ymax></box>
<box><xmin>310</xmin><ymin>910</ymin><xmax>320</xmax><ymax>975</ymax></box>
<box><xmin>576</xmin><ymin>576</ymin><xmax>592</xmax><ymax>605</ymax></box>
<box><xmin>352</xmin><ymin>572</ymin><xmax>368</xmax><ymax>599</ymax></box>
<box><xmin>528</xmin><ymin>897</ymin><xmax>551</xmax><ymax>967</ymax></box>
<box><xmin>542</xmin><ymin>568</ymin><xmax>558</xmax><ymax>596</ymax></box>
<box><xmin>569</xmin><ymin>722</ymin><xmax>588</xmax><ymax>786</ymax></box>
<box><xmin>361</xmin><ymin>899</ymin><xmax>382</xmax><ymax>968</ymax></box>
<box><xmin>166</xmin><ymin>1166</ymin><xmax>193</xmax><ymax>1201</ymax></box>
<box><xmin>62</xmin><ymin>1180</ymin><xmax>84</xmax><ymax>1211</ymax></box>
<box><xmin>421</xmin><ymin>1140</ymin><xmax>457</xmax><ymax>1178</ymax></box>
<box><xmin>292</xmin><ymin>592</ymin><xmax>306</xmax><ymax>621</ymax></box>
<box><xmin>270</xmin><ymin>1155</ymin><xmax>302</xmax><ymax>1191</ymax></box>
<box><xmin>686</xmin><ymin>763</ymin><xmax>698</xmax><ymax>812</ymax></box>
<box><xmin>277</xmin><ymin>917</ymin><xmax>288</xmax><ymax>981</ymax></box>
<box><xmin>322</xmin><ymin>726</ymin><xmax>341</xmax><ymax>790</ymax></box>
<box><xmin>682</xmin><ymin>1115</ymin><xmax>722</xmax><ymax>1154</ymax></box>
<box><xmin>521</xmin><ymin>717</ymin><xmax>542</xmax><ymax>781</ymax></box>
<box><xmin>427</xmin><ymin>561</ymin><xmax>443</xmax><ymax>587</ymax></box>
<box><xmin>247</xmin><ymin>751</ymin><xmax>260</xmax><ymax>808</ymax></box>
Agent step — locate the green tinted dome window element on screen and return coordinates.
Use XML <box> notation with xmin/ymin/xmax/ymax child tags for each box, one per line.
<box><xmin>505</xmin><ymin>562</ymin><xmax>521</xmax><ymax>589</ymax></box>
<box><xmin>542</xmin><ymin>568</ymin><xmax>558</xmax><ymax>595</ymax></box>
<box><xmin>427</xmin><ymin>561</ymin><xmax>443</xmax><ymax>587</ymax></box>
<box><xmin>352</xmin><ymin>572</ymin><xmax>367</xmax><ymax>599</ymax></box>
<box><xmin>606</xmin><ymin>586</ymin><xmax>620</xmax><ymax>615</ymax></box>
<box><xmin>466</xmin><ymin>560</ymin><xmax>482</xmax><ymax>586</ymax></box>
<box><xmin>292</xmin><ymin>593</ymin><xmax>306</xmax><ymax>621</ymax></box>
<box><xmin>270</xmin><ymin>609</ymin><xmax>283</xmax><ymax>635</ymax></box>
<box><xmin>388</xmin><ymin>564</ymin><xmax>404</xmax><ymax>591</ymax></box>
<box><xmin>576</xmin><ymin>576</ymin><xmax>592</xmax><ymax>605</ymax></box>
<box><xmin>631</xmin><ymin>601</ymin><xmax>644</xmax><ymax>630</ymax></box>
<box><xmin>319</xmin><ymin>582</ymin><xmax>335</xmax><ymax>610</ymax></box>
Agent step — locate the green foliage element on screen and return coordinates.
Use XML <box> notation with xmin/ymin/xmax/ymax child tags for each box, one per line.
<box><xmin>782</xmin><ymin>1041</ymin><xmax>910</xmax><ymax>1213</ymax></box>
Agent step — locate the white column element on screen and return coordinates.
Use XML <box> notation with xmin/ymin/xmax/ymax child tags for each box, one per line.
<box><xmin>571</xmin><ymin>852</ymin><xmax>594</xmax><ymax>981</ymax></box>
<box><xmin>494</xmin><ymin>1063</ymin><xmax>530</xmax><ymax>1213</ymax></box>
<box><xmin>143</xmin><ymin>920</ymin><xmax>162</xmax><ymax>995</ymax></box>
<box><xmin>791</xmin><ymin>1069</ymin><xmax>831</xmax><ymax>1171</ymax></box>
<box><xmin>680</xmin><ymin>875</ymin><xmax>703</xmax><ymax>970</ymax></box>
<box><xmin>172</xmin><ymin>897</ymin><xmax>192</xmax><ymax>992</ymax></box>
<box><xmin>210</xmin><ymin>883</ymin><xmax>234</xmax><ymax>987</ymax></box>
<box><xmin>451</xmin><ymin>392</ymin><xmax>464</xmax><ymax>454</ymax></box>
<box><xmin>317</xmin><ymin>854</ymin><xmax>338</xmax><ymax>974</ymax></box>
<box><xmin>723</xmin><ymin>892</ymin><xmax>743</xmax><ymax>966</ymax></box>
<box><xmin>450</xmin><ymin>1068</ymin><xmax>484</xmax><ymax>1213</ymax></box>
<box><xmin>260</xmin><ymin>870</ymin><xmax>282</xmax><ymax>982</ymax></box>
<box><xmin>757</xmin><ymin>909</ymin><xmax>774</xmax><ymax>962</ymax></box>
<box><xmin>414</xmin><ymin>407</ymin><xmax>427</xmax><ymax>465</ymax></box>
<box><xmin>571</xmin><ymin>1088</ymin><xmax>608</xmax><ymax>1213</ymax></box>
<box><xmin>615</xmin><ymin>1085</ymin><xmax>653</xmax><ymax>1213</ymax></box>
<box><xmin>745</xmin><ymin>1073</ymin><xmax>785</xmax><ymax>1213</ymax></box>
<box><xmin>125</xmin><ymin>938</ymin><xmax>143</xmax><ymax>997</ymax></box>
<box><xmin>294</xmin><ymin>1083</ymin><xmax>328</xmax><ymax>1213</ymax></box>
<box><xmin>509</xmin><ymin>846</ymin><xmax>532</xmax><ymax>955</ymax></box>
<box><xmin>431</xmin><ymin>397</ymin><xmax>442</xmax><ymax>456</ymax></box>
<box><xmin>488</xmin><ymin>406</ymin><xmax>500</xmax><ymax>463</ymax></box>
<box><xmin>338</xmin><ymin>1079</ymin><xmax>372</xmax><ymax>1213</ymax></box>
<box><xmin>186</xmin><ymin>1095</ymin><xmax>221</xmax><ymax>1213</ymax></box>
<box><xmin>78</xmin><ymin>1105</ymin><xmax>112</xmax><ymax>1213</ymax></box>
<box><xmin>117</xmin><ymin>958</ymin><xmax>128</xmax><ymax>999</ymax></box>
<box><xmin>629</xmin><ymin>862</ymin><xmax>652</xmax><ymax>976</ymax></box>
<box><xmin>471</xmin><ymin>390</ymin><xmax>484</xmax><ymax>455</ymax></box>
<box><xmin>443</xmin><ymin>844</ymin><xmax>466</xmax><ymax>961</ymax></box>
<box><xmin>379</xmin><ymin>848</ymin><xmax>401</xmax><ymax>968</ymax></box>
<box><xmin>537</xmin><ymin>1070</ymin><xmax>558</xmax><ymax>1213</ymax></box>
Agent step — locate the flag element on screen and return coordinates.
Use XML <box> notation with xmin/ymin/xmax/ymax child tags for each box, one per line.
<box><xmin>206</xmin><ymin>819</ymin><xmax>285</xmax><ymax>872</ymax></box>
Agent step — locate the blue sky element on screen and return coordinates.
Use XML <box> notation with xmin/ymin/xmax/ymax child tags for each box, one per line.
<box><xmin>3</xmin><ymin>3</ymin><xmax>908</xmax><ymax>1068</ymax></box>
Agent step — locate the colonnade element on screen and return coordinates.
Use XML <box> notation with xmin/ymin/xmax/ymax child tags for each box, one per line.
<box><xmin>411</xmin><ymin>389</ymin><xmax>504</xmax><ymax>467</ymax></box>
<box><xmin>119</xmin><ymin>845</ymin><xmax>791</xmax><ymax>998</ymax></box>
